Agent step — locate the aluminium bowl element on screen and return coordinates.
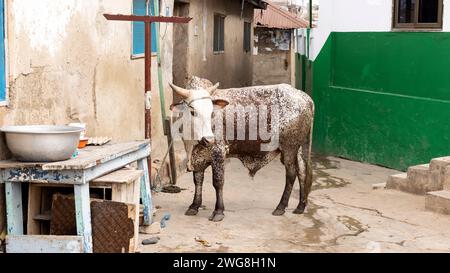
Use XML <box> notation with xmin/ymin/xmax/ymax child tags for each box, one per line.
<box><xmin>1</xmin><ymin>125</ymin><xmax>84</xmax><ymax>162</ymax></box>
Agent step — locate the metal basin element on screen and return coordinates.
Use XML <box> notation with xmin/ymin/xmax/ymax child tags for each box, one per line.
<box><xmin>1</xmin><ymin>125</ymin><xmax>84</xmax><ymax>162</ymax></box>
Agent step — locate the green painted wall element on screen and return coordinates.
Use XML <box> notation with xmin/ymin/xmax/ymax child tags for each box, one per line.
<box><xmin>295</xmin><ymin>53</ymin><xmax>313</xmax><ymax>95</ymax></box>
<box><xmin>312</xmin><ymin>32</ymin><xmax>450</xmax><ymax>170</ymax></box>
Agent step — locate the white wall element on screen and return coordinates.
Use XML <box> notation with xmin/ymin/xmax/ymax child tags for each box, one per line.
<box><xmin>307</xmin><ymin>0</ymin><xmax>450</xmax><ymax>60</ymax></box>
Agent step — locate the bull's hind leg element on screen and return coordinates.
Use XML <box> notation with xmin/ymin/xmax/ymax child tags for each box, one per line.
<box><xmin>293</xmin><ymin>143</ymin><xmax>313</xmax><ymax>214</ymax></box>
<box><xmin>272</xmin><ymin>149</ymin><xmax>299</xmax><ymax>216</ymax></box>
<box><xmin>185</xmin><ymin>171</ymin><xmax>205</xmax><ymax>216</ymax></box>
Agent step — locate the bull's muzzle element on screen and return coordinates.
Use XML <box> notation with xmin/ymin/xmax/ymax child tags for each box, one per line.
<box><xmin>200</xmin><ymin>136</ymin><xmax>215</xmax><ymax>146</ymax></box>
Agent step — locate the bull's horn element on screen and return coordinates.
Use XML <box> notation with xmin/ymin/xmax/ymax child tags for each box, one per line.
<box><xmin>169</xmin><ymin>83</ymin><xmax>191</xmax><ymax>98</ymax></box>
<box><xmin>207</xmin><ymin>82</ymin><xmax>220</xmax><ymax>95</ymax></box>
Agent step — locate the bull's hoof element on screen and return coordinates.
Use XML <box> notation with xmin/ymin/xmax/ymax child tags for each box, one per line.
<box><xmin>293</xmin><ymin>207</ymin><xmax>305</xmax><ymax>214</ymax></box>
<box><xmin>208</xmin><ymin>212</ymin><xmax>225</xmax><ymax>222</ymax></box>
<box><xmin>293</xmin><ymin>203</ymin><xmax>306</xmax><ymax>214</ymax></box>
<box><xmin>272</xmin><ymin>209</ymin><xmax>286</xmax><ymax>216</ymax></box>
<box><xmin>185</xmin><ymin>208</ymin><xmax>199</xmax><ymax>216</ymax></box>
<box><xmin>186</xmin><ymin>163</ymin><xmax>194</xmax><ymax>172</ymax></box>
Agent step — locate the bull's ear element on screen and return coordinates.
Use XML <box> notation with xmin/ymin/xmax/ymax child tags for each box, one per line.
<box><xmin>212</xmin><ymin>99</ymin><xmax>229</xmax><ymax>109</ymax></box>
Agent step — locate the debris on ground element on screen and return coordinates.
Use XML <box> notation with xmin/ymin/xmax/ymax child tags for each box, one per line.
<box><xmin>160</xmin><ymin>213</ymin><xmax>171</xmax><ymax>228</ymax></box>
<box><xmin>161</xmin><ymin>185</ymin><xmax>182</xmax><ymax>193</ymax></box>
<box><xmin>195</xmin><ymin>236</ymin><xmax>212</xmax><ymax>247</ymax></box>
<box><xmin>139</xmin><ymin>222</ymin><xmax>161</xmax><ymax>234</ymax></box>
<box><xmin>372</xmin><ymin>182</ymin><xmax>386</xmax><ymax>190</ymax></box>
<box><xmin>142</xmin><ymin>237</ymin><xmax>160</xmax><ymax>245</ymax></box>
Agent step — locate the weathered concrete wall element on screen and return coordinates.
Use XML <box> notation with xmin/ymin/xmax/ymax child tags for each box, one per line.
<box><xmin>0</xmin><ymin>0</ymin><xmax>175</xmax><ymax>160</ymax></box>
<box><xmin>181</xmin><ymin>0</ymin><xmax>254</xmax><ymax>88</ymax></box>
<box><xmin>173</xmin><ymin>1</ymin><xmax>190</xmax><ymax>86</ymax></box>
<box><xmin>252</xmin><ymin>28</ymin><xmax>293</xmax><ymax>86</ymax></box>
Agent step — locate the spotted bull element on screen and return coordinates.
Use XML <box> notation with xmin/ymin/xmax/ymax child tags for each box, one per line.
<box><xmin>170</xmin><ymin>76</ymin><xmax>314</xmax><ymax>222</ymax></box>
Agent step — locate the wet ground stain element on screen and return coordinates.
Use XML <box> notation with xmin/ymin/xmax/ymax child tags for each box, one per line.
<box><xmin>336</xmin><ymin>215</ymin><xmax>367</xmax><ymax>233</ymax></box>
<box><xmin>302</xmin><ymin>201</ymin><xmax>325</xmax><ymax>245</ymax></box>
<box><xmin>311</xmin><ymin>154</ymin><xmax>350</xmax><ymax>191</ymax></box>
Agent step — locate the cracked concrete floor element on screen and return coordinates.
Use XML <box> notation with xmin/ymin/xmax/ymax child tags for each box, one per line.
<box><xmin>141</xmin><ymin>155</ymin><xmax>450</xmax><ymax>253</ymax></box>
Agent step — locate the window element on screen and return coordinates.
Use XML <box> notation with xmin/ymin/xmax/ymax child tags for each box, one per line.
<box><xmin>132</xmin><ymin>0</ymin><xmax>157</xmax><ymax>57</ymax></box>
<box><xmin>213</xmin><ymin>14</ymin><xmax>225</xmax><ymax>53</ymax></box>
<box><xmin>0</xmin><ymin>0</ymin><xmax>6</xmax><ymax>102</ymax></box>
<box><xmin>393</xmin><ymin>0</ymin><xmax>443</xmax><ymax>29</ymax></box>
<box><xmin>243</xmin><ymin>22</ymin><xmax>251</xmax><ymax>52</ymax></box>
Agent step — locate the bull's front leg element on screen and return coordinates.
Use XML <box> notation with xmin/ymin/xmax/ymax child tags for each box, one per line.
<box><xmin>185</xmin><ymin>171</ymin><xmax>205</xmax><ymax>216</ymax></box>
<box><xmin>209</xmin><ymin>145</ymin><xmax>226</xmax><ymax>222</ymax></box>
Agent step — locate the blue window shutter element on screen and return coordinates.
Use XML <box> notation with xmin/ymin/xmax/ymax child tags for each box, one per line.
<box><xmin>0</xmin><ymin>0</ymin><xmax>5</xmax><ymax>101</ymax></box>
<box><xmin>132</xmin><ymin>0</ymin><xmax>157</xmax><ymax>55</ymax></box>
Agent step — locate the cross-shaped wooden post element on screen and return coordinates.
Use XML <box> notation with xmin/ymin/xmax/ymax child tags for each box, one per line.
<box><xmin>103</xmin><ymin>13</ymin><xmax>191</xmax><ymax>176</ymax></box>
<box><xmin>103</xmin><ymin>13</ymin><xmax>191</xmax><ymax>226</ymax></box>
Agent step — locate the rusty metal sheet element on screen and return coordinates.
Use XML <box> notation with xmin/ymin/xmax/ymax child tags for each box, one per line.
<box><xmin>50</xmin><ymin>194</ymin><xmax>77</xmax><ymax>236</ymax></box>
<box><xmin>49</xmin><ymin>194</ymin><xmax>136</xmax><ymax>253</ymax></box>
<box><xmin>91</xmin><ymin>200</ymin><xmax>136</xmax><ymax>253</ymax></box>
<box><xmin>254</xmin><ymin>2</ymin><xmax>308</xmax><ymax>29</ymax></box>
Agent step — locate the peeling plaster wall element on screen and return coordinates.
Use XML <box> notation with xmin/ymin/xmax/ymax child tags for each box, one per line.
<box><xmin>183</xmin><ymin>0</ymin><xmax>254</xmax><ymax>88</ymax></box>
<box><xmin>252</xmin><ymin>28</ymin><xmax>293</xmax><ymax>86</ymax></box>
<box><xmin>0</xmin><ymin>0</ymin><xmax>175</xmax><ymax>161</ymax></box>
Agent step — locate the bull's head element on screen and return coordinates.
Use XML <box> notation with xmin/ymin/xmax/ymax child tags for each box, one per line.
<box><xmin>169</xmin><ymin>81</ymin><xmax>229</xmax><ymax>145</ymax></box>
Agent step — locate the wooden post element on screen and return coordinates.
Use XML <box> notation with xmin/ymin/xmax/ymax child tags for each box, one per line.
<box><xmin>74</xmin><ymin>182</ymin><xmax>93</xmax><ymax>253</ymax></box>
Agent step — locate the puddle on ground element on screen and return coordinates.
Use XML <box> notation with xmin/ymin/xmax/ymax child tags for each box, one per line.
<box><xmin>302</xmin><ymin>201</ymin><xmax>325</xmax><ymax>245</ymax></box>
<box><xmin>312</xmin><ymin>154</ymin><xmax>350</xmax><ymax>191</ymax></box>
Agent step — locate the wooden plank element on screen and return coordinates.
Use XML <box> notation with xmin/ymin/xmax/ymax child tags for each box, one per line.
<box><xmin>138</xmin><ymin>158</ymin><xmax>152</xmax><ymax>226</ymax></box>
<box><xmin>0</xmin><ymin>143</ymin><xmax>150</xmax><ymax>186</ymax></box>
<box><xmin>74</xmin><ymin>183</ymin><xmax>93</xmax><ymax>253</ymax></box>
<box><xmin>0</xmin><ymin>140</ymin><xmax>150</xmax><ymax>170</ymax></box>
<box><xmin>92</xmin><ymin>169</ymin><xmax>143</xmax><ymax>184</ymax></box>
<box><xmin>111</xmin><ymin>184</ymin><xmax>127</xmax><ymax>203</ymax></box>
<box><xmin>104</xmin><ymin>14</ymin><xmax>192</xmax><ymax>23</ymax></box>
<box><xmin>30</xmin><ymin>183</ymin><xmax>110</xmax><ymax>189</ymax></box>
<box><xmin>5</xmin><ymin>182</ymin><xmax>23</xmax><ymax>235</ymax></box>
<box><xmin>0</xmin><ymin>145</ymin><xmax>149</xmax><ymax>185</ymax></box>
<box><xmin>27</xmin><ymin>184</ymin><xmax>42</xmax><ymax>235</ymax></box>
<box><xmin>6</xmin><ymin>235</ymin><xmax>83</xmax><ymax>253</ymax></box>
<box><xmin>0</xmin><ymin>184</ymin><xmax>5</xmax><ymax>239</ymax></box>
<box><xmin>33</xmin><ymin>214</ymin><xmax>51</xmax><ymax>221</ymax></box>
<box><xmin>130</xmin><ymin>178</ymin><xmax>140</xmax><ymax>250</ymax></box>
<box><xmin>1</xmin><ymin>168</ymin><xmax>85</xmax><ymax>184</ymax></box>
<box><xmin>83</xmin><ymin>145</ymin><xmax>150</xmax><ymax>182</ymax></box>
<box><xmin>43</xmin><ymin>140</ymin><xmax>150</xmax><ymax>170</ymax></box>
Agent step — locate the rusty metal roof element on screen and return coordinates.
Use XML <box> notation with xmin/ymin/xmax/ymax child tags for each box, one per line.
<box><xmin>254</xmin><ymin>1</ymin><xmax>308</xmax><ymax>29</ymax></box>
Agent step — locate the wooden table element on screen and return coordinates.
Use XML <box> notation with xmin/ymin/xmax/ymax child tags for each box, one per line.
<box><xmin>0</xmin><ymin>140</ymin><xmax>152</xmax><ymax>253</ymax></box>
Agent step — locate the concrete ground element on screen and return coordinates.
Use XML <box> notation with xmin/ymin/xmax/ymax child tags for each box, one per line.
<box><xmin>141</xmin><ymin>154</ymin><xmax>450</xmax><ymax>253</ymax></box>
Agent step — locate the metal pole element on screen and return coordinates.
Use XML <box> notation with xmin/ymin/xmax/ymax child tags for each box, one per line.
<box><xmin>145</xmin><ymin>21</ymin><xmax>152</xmax><ymax>175</ymax></box>
<box><xmin>153</xmin><ymin>0</ymin><xmax>177</xmax><ymax>185</ymax></box>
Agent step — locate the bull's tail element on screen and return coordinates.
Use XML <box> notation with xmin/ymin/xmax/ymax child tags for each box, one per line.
<box><xmin>299</xmin><ymin>100</ymin><xmax>315</xmax><ymax>199</ymax></box>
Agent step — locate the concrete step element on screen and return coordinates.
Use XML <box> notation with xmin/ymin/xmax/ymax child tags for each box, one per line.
<box><xmin>386</xmin><ymin>173</ymin><xmax>408</xmax><ymax>191</ymax></box>
<box><xmin>425</xmin><ymin>190</ymin><xmax>450</xmax><ymax>215</ymax></box>
<box><xmin>405</xmin><ymin>164</ymin><xmax>442</xmax><ymax>194</ymax></box>
<box><xmin>430</xmin><ymin>156</ymin><xmax>450</xmax><ymax>189</ymax></box>
<box><xmin>445</xmin><ymin>165</ymin><xmax>450</xmax><ymax>191</ymax></box>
